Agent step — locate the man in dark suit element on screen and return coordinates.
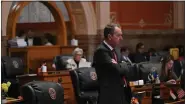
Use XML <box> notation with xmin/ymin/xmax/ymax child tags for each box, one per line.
<box><xmin>92</xmin><ymin>23</ymin><xmax>132</xmax><ymax>104</ymax></box>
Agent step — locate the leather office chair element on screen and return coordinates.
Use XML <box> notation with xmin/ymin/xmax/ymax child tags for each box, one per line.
<box><xmin>53</xmin><ymin>55</ymin><xmax>73</xmax><ymax>70</ymax></box>
<box><xmin>70</xmin><ymin>67</ymin><xmax>99</xmax><ymax>104</ymax></box>
<box><xmin>137</xmin><ymin>62</ymin><xmax>162</xmax><ymax>83</ymax></box>
<box><xmin>20</xmin><ymin>81</ymin><xmax>64</xmax><ymax>104</ymax></box>
<box><xmin>1</xmin><ymin>56</ymin><xmax>24</xmax><ymax>98</ymax></box>
<box><xmin>136</xmin><ymin>62</ymin><xmax>164</xmax><ymax>104</ymax></box>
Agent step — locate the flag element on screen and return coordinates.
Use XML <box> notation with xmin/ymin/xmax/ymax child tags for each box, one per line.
<box><xmin>177</xmin><ymin>88</ymin><xmax>185</xmax><ymax>99</ymax></box>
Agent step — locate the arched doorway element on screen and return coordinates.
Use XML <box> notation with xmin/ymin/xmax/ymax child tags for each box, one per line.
<box><xmin>7</xmin><ymin>1</ymin><xmax>67</xmax><ymax>46</ymax></box>
<box><xmin>6</xmin><ymin>1</ymin><xmax>97</xmax><ymax>46</ymax></box>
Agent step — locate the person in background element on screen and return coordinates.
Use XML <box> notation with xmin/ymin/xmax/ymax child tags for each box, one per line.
<box><xmin>134</xmin><ymin>42</ymin><xmax>147</xmax><ymax>63</ymax></box>
<box><xmin>16</xmin><ymin>30</ymin><xmax>27</xmax><ymax>40</ymax></box>
<box><xmin>160</xmin><ymin>55</ymin><xmax>178</xmax><ymax>82</ymax></box>
<box><xmin>176</xmin><ymin>45</ymin><xmax>184</xmax><ymax>61</ymax></box>
<box><xmin>15</xmin><ymin>30</ymin><xmax>28</xmax><ymax>46</ymax></box>
<box><xmin>66</xmin><ymin>47</ymin><xmax>88</xmax><ymax>70</ymax></box>
<box><xmin>120</xmin><ymin>46</ymin><xmax>132</xmax><ymax>65</ymax></box>
<box><xmin>146</xmin><ymin>48</ymin><xmax>157</xmax><ymax>61</ymax></box>
<box><xmin>33</xmin><ymin>37</ymin><xmax>42</xmax><ymax>46</ymax></box>
<box><xmin>43</xmin><ymin>33</ymin><xmax>54</xmax><ymax>46</ymax></box>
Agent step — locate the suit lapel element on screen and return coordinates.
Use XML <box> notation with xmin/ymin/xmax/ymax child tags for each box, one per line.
<box><xmin>101</xmin><ymin>42</ymin><xmax>121</xmax><ymax>62</ymax></box>
<box><xmin>101</xmin><ymin>42</ymin><xmax>114</xmax><ymax>58</ymax></box>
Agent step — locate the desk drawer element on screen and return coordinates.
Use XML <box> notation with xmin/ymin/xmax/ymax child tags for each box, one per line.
<box><xmin>44</xmin><ymin>77</ymin><xmax>59</xmax><ymax>83</ymax></box>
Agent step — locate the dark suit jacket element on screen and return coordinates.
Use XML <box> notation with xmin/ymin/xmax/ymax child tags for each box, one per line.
<box><xmin>181</xmin><ymin>68</ymin><xmax>185</xmax><ymax>90</ymax></box>
<box><xmin>92</xmin><ymin>42</ymin><xmax>132</xmax><ymax>104</ymax></box>
<box><xmin>134</xmin><ymin>52</ymin><xmax>147</xmax><ymax>63</ymax></box>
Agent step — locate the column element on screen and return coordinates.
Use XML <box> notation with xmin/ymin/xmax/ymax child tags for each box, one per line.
<box><xmin>96</xmin><ymin>2</ymin><xmax>110</xmax><ymax>35</ymax></box>
<box><xmin>2</xmin><ymin>1</ymin><xmax>12</xmax><ymax>36</ymax></box>
<box><xmin>174</xmin><ymin>2</ymin><xmax>185</xmax><ymax>29</ymax></box>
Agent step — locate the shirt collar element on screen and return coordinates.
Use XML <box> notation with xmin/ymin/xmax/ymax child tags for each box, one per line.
<box><xmin>103</xmin><ymin>40</ymin><xmax>113</xmax><ymax>51</ymax></box>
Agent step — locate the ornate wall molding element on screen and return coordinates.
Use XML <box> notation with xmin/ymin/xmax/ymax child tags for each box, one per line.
<box><xmin>122</xmin><ymin>29</ymin><xmax>184</xmax><ymax>35</ymax></box>
<box><xmin>110</xmin><ymin>5</ymin><xmax>173</xmax><ymax>28</ymax></box>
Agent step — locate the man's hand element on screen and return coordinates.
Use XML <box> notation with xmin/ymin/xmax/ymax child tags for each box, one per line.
<box><xmin>112</xmin><ymin>59</ymin><xmax>117</xmax><ymax>64</ymax></box>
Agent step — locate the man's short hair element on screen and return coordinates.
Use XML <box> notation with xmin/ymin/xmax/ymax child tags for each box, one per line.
<box><xmin>104</xmin><ymin>23</ymin><xmax>121</xmax><ymax>39</ymax></box>
<box><xmin>121</xmin><ymin>46</ymin><xmax>129</xmax><ymax>52</ymax></box>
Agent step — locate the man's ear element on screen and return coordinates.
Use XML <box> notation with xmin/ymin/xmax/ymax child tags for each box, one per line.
<box><xmin>108</xmin><ymin>34</ymin><xmax>112</xmax><ymax>40</ymax></box>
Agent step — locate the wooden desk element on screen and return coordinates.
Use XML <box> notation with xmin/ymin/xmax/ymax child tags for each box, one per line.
<box><xmin>3</xmin><ymin>95</ymin><xmax>70</xmax><ymax>104</ymax></box>
<box><xmin>131</xmin><ymin>84</ymin><xmax>183</xmax><ymax>104</ymax></box>
<box><xmin>17</xmin><ymin>71</ymin><xmax>76</xmax><ymax>104</ymax></box>
<box><xmin>9</xmin><ymin>46</ymin><xmax>76</xmax><ymax>73</ymax></box>
<box><xmin>165</xmin><ymin>99</ymin><xmax>185</xmax><ymax>104</ymax></box>
<box><xmin>3</xmin><ymin>97</ymin><xmax>22</xmax><ymax>104</ymax></box>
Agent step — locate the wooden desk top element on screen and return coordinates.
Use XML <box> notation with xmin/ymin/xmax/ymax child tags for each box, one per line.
<box><xmin>16</xmin><ymin>71</ymin><xmax>70</xmax><ymax>78</ymax></box>
<box><xmin>165</xmin><ymin>99</ymin><xmax>185</xmax><ymax>104</ymax></box>
<box><xmin>3</xmin><ymin>97</ymin><xmax>22</xmax><ymax>104</ymax></box>
<box><xmin>9</xmin><ymin>45</ymin><xmax>76</xmax><ymax>50</ymax></box>
<box><xmin>38</xmin><ymin>71</ymin><xmax>70</xmax><ymax>76</ymax></box>
<box><xmin>4</xmin><ymin>95</ymin><xmax>70</xmax><ymax>104</ymax></box>
<box><xmin>131</xmin><ymin>83</ymin><xmax>181</xmax><ymax>92</ymax></box>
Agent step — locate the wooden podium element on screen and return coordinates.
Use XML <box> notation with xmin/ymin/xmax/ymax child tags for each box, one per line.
<box><xmin>17</xmin><ymin>70</ymin><xmax>76</xmax><ymax>104</ymax></box>
<box><xmin>9</xmin><ymin>45</ymin><xmax>76</xmax><ymax>73</ymax></box>
<box><xmin>131</xmin><ymin>84</ymin><xmax>185</xmax><ymax>104</ymax></box>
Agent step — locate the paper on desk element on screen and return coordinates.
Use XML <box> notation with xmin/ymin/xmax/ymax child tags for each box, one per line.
<box><xmin>17</xmin><ymin>39</ymin><xmax>27</xmax><ymax>47</ymax></box>
<box><xmin>79</xmin><ymin>62</ymin><xmax>92</xmax><ymax>68</ymax></box>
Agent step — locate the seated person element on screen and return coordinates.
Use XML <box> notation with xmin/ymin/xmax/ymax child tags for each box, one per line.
<box><xmin>67</xmin><ymin>47</ymin><xmax>90</xmax><ymax>70</ymax></box>
<box><xmin>133</xmin><ymin>42</ymin><xmax>147</xmax><ymax>63</ymax></box>
<box><xmin>33</xmin><ymin>37</ymin><xmax>42</xmax><ymax>46</ymax></box>
<box><xmin>160</xmin><ymin>55</ymin><xmax>178</xmax><ymax>83</ymax></box>
<box><xmin>120</xmin><ymin>46</ymin><xmax>132</xmax><ymax>65</ymax></box>
<box><xmin>16</xmin><ymin>30</ymin><xmax>27</xmax><ymax>40</ymax></box>
<box><xmin>146</xmin><ymin>48</ymin><xmax>157</xmax><ymax>61</ymax></box>
<box><xmin>176</xmin><ymin>45</ymin><xmax>184</xmax><ymax>61</ymax></box>
<box><xmin>17</xmin><ymin>29</ymin><xmax>34</xmax><ymax>42</ymax></box>
<box><xmin>43</xmin><ymin>33</ymin><xmax>54</xmax><ymax>46</ymax></box>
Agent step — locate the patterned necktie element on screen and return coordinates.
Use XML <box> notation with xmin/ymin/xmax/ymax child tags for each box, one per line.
<box><xmin>112</xmin><ymin>49</ymin><xmax>118</xmax><ymax>62</ymax></box>
<box><xmin>112</xmin><ymin>49</ymin><xmax>127</xmax><ymax>87</ymax></box>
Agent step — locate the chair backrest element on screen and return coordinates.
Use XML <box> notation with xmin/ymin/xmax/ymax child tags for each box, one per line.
<box><xmin>54</xmin><ymin>55</ymin><xmax>73</xmax><ymax>70</ymax></box>
<box><xmin>1</xmin><ymin>56</ymin><xmax>24</xmax><ymax>79</ymax></box>
<box><xmin>156</xmin><ymin>51</ymin><xmax>169</xmax><ymax>57</ymax></box>
<box><xmin>20</xmin><ymin>81</ymin><xmax>64</xmax><ymax>104</ymax></box>
<box><xmin>120</xmin><ymin>63</ymin><xmax>140</xmax><ymax>81</ymax></box>
<box><xmin>137</xmin><ymin>62</ymin><xmax>162</xmax><ymax>83</ymax></box>
<box><xmin>149</xmin><ymin>56</ymin><xmax>162</xmax><ymax>63</ymax></box>
<box><xmin>70</xmin><ymin>67</ymin><xmax>99</xmax><ymax>102</ymax></box>
<box><xmin>70</xmin><ymin>67</ymin><xmax>98</xmax><ymax>91</ymax></box>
